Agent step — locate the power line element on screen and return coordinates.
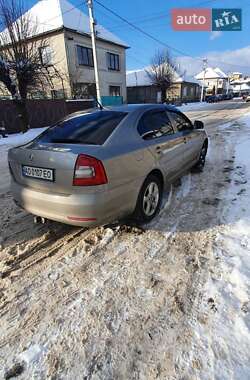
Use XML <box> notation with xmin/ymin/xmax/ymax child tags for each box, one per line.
<box><xmin>94</xmin><ymin>0</ymin><xmax>200</xmax><ymax>60</ymax></box>
<box><xmin>105</xmin><ymin>0</ymin><xmax>219</xmax><ymax>31</ymax></box>
<box><xmin>95</xmin><ymin>0</ymin><xmax>250</xmax><ymax>72</ymax></box>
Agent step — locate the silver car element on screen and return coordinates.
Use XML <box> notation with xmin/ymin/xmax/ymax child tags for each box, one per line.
<box><xmin>8</xmin><ymin>104</ymin><xmax>208</xmax><ymax>226</ymax></box>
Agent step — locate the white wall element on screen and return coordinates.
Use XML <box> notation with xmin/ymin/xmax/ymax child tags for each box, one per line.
<box><xmin>64</xmin><ymin>30</ymin><xmax>127</xmax><ymax>101</ymax></box>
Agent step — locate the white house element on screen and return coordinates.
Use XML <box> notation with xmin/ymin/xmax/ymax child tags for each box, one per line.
<box><xmin>230</xmin><ymin>78</ymin><xmax>250</xmax><ymax>96</ymax></box>
<box><xmin>0</xmin><ymin>0</ymin><xmax>129</xmax><ymax>102</ymax></box>
<box><xmin>126</xmin><ymin>68</ymin><xmax>201</xmax><ymax>103</ymax></box>
<box><xmin>195</xmin><ymin>67</ymin><xmax>228</xmax><ymax>95</ymax></box>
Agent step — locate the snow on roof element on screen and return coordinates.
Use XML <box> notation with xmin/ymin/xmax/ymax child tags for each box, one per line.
<box><xmin>214</xmin><ymin>67</ymin><xmax>228</xmax><ymax>78</ymax></box>
<box><xmin>174</xmin><ymin>72</ymin><xmax>200</xmax><ymax>85</ymax></box>
<box><xmin>126</xmin><ymin>68</ymin><xmax>152</xmax><ymax>87</ymax></box>
<box><xmin>126</xmin><ymin>67</ymin><xmax>199</xmax><ymax>87</ymax></box>
<box><xmin>231</xmin><ymin>77</ymin><xmax>250</xmax><ymax>84</ymax></box>
<box><xmin>195</xmin><ymin>67</ymin><xmax>227</xmax><ymax>80</ymax></box>
<box><xmin>231</xmin><ymin>83</ymin><xmax>250</xmax><ymax>91</ymax></box>
<box><xmin>0</xmin><ymin>0</ymin><xmax>128</xmax><ymax>48</ymax></box>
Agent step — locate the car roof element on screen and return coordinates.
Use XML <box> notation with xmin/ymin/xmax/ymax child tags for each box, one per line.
<box><xmin>104</xmin><ymin>103</ymin><xmax>178</xmax><ymax>113</ymax></box>
<box><xmin>64</xmin><ymin>104</ymin><xmax>179</xmax><ymax>122</ymax></box>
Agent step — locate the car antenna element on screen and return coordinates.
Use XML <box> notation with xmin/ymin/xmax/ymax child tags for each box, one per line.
<box><xmin>93</xmin><ymin>96</ymin><xmax>104</xmax><ymax>110</ymax></box>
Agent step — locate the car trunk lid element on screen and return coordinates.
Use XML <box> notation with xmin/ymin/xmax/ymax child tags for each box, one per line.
<box><xmin>8</xmin><ymin>142</ymin><xmax>106</xmax><ymax>195</ymax></box>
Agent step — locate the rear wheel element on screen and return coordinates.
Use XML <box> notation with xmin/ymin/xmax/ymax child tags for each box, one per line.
<box><xmin>133</xmin><ymin>174</ymin><xmax>163</xmax><ymax>223</ymax></box>
<box><xmin>193</xmin><ymin>142</ymin><xmax>208</xmax><ymax>172</ymax></box>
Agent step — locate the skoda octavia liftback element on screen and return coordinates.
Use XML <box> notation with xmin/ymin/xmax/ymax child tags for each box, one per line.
<box><xmin>8</xmin><ymin>104</ymin><xmax>208</xmax><ymax>226</ymax></box>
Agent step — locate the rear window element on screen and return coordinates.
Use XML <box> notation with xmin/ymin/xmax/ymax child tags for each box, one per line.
<box><xmin>35</xmin><ymin>111</ymin><xmax>127</xmax><ymax>145</ymax></box>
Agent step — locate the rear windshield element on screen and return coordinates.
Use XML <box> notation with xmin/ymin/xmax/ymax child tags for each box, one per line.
<box><xmin>35</xmin><ymin>111</ymin><xmax>127</xmax><ymax>145</ymax></box>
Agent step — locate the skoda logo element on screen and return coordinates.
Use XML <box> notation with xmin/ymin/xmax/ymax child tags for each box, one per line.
<box><xmin>29</xmin><ymin>153</ymin><xmax>34</xmax><ymax>161</ymax></box>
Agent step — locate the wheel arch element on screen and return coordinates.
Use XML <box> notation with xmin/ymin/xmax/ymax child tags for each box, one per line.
<box><xmin>132</xmin><ymin>168</ymin><xmax>164</xmax><ymax>222</ymax></box>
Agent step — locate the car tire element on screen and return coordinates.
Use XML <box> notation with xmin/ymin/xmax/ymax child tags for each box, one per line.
<box><xmin>193</xmin><ymin>142</ymin><xmax>208</xmax><ymax>172</ymax></box>
<box><xmin>133</xmin><ymin>174</ymin><xmax>163</xmax><ymax>224</ymax></box>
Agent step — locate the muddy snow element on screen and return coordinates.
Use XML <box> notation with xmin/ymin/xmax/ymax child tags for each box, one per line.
<box><xmin>0</xmin><ymin>102</ymin><xmax>250</xmax><ymax>379</ymax></box>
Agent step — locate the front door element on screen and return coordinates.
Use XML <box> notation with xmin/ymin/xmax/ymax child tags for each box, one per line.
<box><xmin>167</xmin><ymin>110</ymin><xmax>200</xmax><ymax>166</ymax></box>
<box><xmin>137</xmin><ymin>109</ymin><xmax>187</xmax><ymax>182</ymax></box>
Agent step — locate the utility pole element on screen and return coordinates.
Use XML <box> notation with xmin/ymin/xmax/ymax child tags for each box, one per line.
<box><xmin>86</xmin><ymin>0</ymin><xmax>102</xmax><ymax>106</ymax></box>
<box><xmin>226</xmin><ymin>72</ymin><xmax>231</xmax><ymax>95</ymax></box>
<box><xmin>200</xmin><ymin>58</ymin><xmax>208</xmax><ymax>102</ymax></box>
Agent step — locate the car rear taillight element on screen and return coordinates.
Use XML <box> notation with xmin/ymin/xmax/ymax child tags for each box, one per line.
<box><xmin>73</xmin><ymin>154</ymin><xmax>108</xmax><ymax>186</ymax></box>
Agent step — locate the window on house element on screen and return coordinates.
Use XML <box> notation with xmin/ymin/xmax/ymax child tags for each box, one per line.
<box><xmin>77</xmin><ymin>45</ymin><xmax>94</xmax><ymax>66</ymax></box>
<box><xmin>39</xmin><ymin>46</ymin><xmax>53</xmax><ymax>66</ymax></box>
<box><xmin>51</xmin><ymin>89</ymin><xmax>65</xmax><ymax>99</ymax></box>
<box><xmin>183</xmin><ymin>86</ymin><xmax>188</xmax><ymax>97</ymax></box>
<box><xmin>109</xmin><ymin>86</ymin><xmax>121</xmax><ymax>96</ymax></box>
<box><xmin>107</xmin><ymin>52</ymin><xmax>120</xmax><ymax>71</ymax></box>
<box><xmin>73</xmin><ymin>83</ymin><xmax>96</xmax><ymax>99</ymax></box>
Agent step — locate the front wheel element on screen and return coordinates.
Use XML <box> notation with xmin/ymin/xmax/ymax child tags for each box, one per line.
<box><xmin>133</xmin><ymin>174</ymin><xmax>163</xmax><ymax>223</ymax></box>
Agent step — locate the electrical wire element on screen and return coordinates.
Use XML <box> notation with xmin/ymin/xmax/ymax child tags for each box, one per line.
<box><xmin>95</xmin><ymin>0</ymin><xmax>250</xmax><ymax>71</ymax></box>
<box><xmin>94</xmin><ymin>0</ymin><xmax>199</xmax><ymax>59</ymax></box>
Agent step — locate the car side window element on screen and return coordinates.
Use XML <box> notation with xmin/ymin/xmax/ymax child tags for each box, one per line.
<box><xmin>138</xmin><ymin>110</ymin><xmax>174</xmax><ymax>140</ymax></box>
<box><xmin>168</xmin><ymin>111</ymin><xmax>193</xmax><ymax>132</ymax></box>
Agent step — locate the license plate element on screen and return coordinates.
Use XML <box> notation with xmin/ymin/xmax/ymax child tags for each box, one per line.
<box><xmin>22</xmin><ymin>165</ymin><xmax>54</xmax><ymax>181</ymax></box>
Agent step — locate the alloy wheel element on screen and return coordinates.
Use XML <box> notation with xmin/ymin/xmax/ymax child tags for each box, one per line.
<box><xmin>143</xmin><ymin>181</ymin><xmax>160</xmax><ymax>217</ymax></box>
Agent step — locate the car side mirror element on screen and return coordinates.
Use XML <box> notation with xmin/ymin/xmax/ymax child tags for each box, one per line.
<box><xmin>194</xmin><ymin>120</ymin><xmax>204</xmax><ymax>129</ymax></box>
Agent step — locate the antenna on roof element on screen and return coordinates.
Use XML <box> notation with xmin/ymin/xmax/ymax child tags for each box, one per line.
<box><xmin>93</xmin><ymin>96</ymin><xmax>103</xmax><ymax>110</ymax></box>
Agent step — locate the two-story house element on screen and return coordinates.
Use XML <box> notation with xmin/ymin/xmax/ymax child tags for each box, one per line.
<box><xmin>195</xmin><ymin>67</ymin><xmax>228</xmax><ymax>95</ymax></box>
<box><xmin>0</xmin><ymin>0</ymin><xmax>129</xmax><ymax>102</ymax></box>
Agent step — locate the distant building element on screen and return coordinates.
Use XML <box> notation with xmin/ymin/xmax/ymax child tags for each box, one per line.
<box><xmin>230</xmin><ymin>72</ymin><xmax>243</xmax><ymax>81</ymax></box>
<box><xmin>195</xmin><ymin>67</ymin><xmax>228</xmax><ymax>95</ymax></box>
<box><xmin>126</xmin><ymin>68</ymin><xmax>200</xmax><ymax>104</ymax></box>
<box><xmin>230</xmin><ymin>78</ymin><xmax>250</xmax><ymax>96</ymax></box>
<box><xmin>0</xmin><ymin>0</ymin><xmax>129</xmax><ymax>102</ymax></box>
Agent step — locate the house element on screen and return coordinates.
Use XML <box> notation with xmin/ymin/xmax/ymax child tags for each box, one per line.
<box><xmin>0</xmin><ymin>0</ymin><xmax>129</xmax><ymax>102</ymax></box>
<box><xmin>195</xmin><ymin>67</ymin><xmax>228</xmax><ymax>95</ymax></box>
<box><xmin>230</xmin><ymin>72</ymin><xmax>243</xmax><ymax>81</ymax></box>
<box><xmin>230</xmin><ymin>77</ymin><xmax>250</xmax><ymax>96</ymax></box>
<box><xmin>126</xmin><ymin>68</ymin><xmax>200</xmax><ymax>104</ymax></box>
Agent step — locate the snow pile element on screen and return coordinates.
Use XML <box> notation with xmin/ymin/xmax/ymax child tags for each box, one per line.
<box><xmin>178</xmin><ymin>101</ymin><xmax>219</xmax><ymax>112</ymax></box>
<box><xmin>0</xmin><ymin>128</ymin><xmax>46</xmax><ymax>147</ymax></box>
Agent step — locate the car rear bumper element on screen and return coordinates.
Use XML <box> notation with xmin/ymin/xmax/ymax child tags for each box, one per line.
<box><xmin>10</xmin><ymin>179</ymin><xmax>138</xmax><ymax>227</ymax></box>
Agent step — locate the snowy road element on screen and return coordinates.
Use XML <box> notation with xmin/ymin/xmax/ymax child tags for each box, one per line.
<box><xmin>0</xmin><ymin>100</ymin><xmax>250</xmax><ymax>379</ymax></box>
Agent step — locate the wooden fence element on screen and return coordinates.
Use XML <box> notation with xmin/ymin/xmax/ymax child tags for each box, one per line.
<box><xmin>0</xmin><ymin>99</ymin><xmax>94</xmax><ymax>133</ymax></box>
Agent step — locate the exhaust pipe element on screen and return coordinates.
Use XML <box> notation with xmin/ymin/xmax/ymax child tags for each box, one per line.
<box><xmin>34</xmin><ymin>216</ymin><xmax>47</xmax><ymax>224</ymax></box>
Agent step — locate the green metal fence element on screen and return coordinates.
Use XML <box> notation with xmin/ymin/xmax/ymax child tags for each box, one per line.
<box><xmin>101</xmin><ymin>96</ymin><xmax>123</xmax><ymax>106</ymax></box>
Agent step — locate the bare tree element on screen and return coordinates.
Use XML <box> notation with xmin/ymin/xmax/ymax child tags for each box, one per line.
<box><xmin>146</xmin><ymin>49</ymin><xmax>180</xmax><ymax>103</ymax></box>
<box><xmin>0</xmin><ymin>0</ymin><xmax>64</xmax><ymax>132</ymax></box>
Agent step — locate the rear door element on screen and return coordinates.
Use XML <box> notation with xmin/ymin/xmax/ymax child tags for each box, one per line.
<box><xmin>167</xmin><ymin>110</ymin><xmax>201</xmax><ymax>165</ymax></box>
<box><xmin>137</xmin><ymin>109</ymin><xmax>186</xmax><ymax>181</ymax></box>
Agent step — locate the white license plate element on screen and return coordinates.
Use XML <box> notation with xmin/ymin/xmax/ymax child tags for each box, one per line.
<box><xmin>22</xmin><ymin>165</ymin><xmax>54</xmax><ymax>181</ymax></box>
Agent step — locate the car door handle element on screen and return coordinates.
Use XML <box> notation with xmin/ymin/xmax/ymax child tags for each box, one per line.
<box><xmin>155</xmin><ymin>146</ymin><xmax>162</xmax><ymax>154</ymax></box>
